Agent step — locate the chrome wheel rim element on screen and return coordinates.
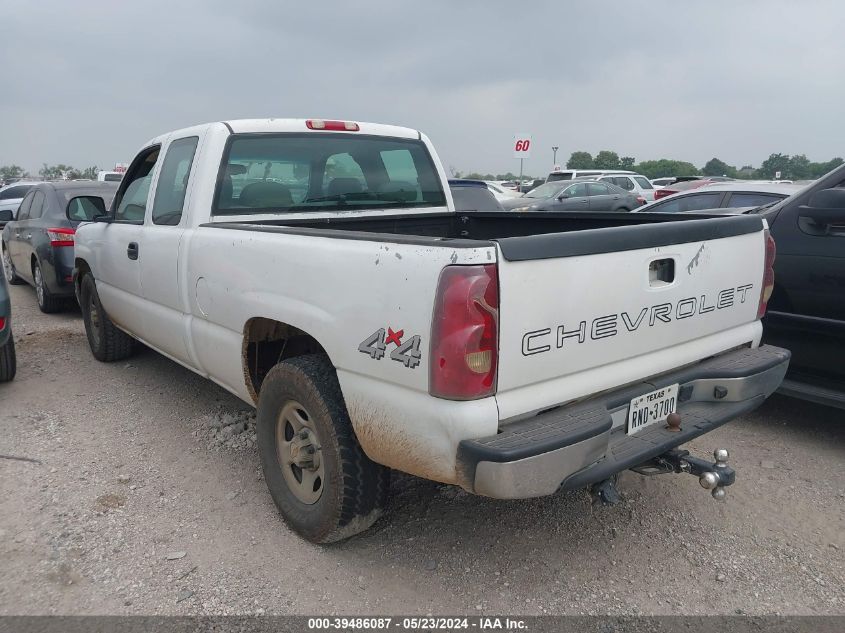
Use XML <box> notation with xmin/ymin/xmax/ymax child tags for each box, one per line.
<box><xmin>34</xmin><ymin>266</ymin><xmax>44</xmax><ymax>305</ymax></box>
<box><xmin>276</xmin><ymin>400</ymin><xmax>324</xmax><ymax>505</ymax></box>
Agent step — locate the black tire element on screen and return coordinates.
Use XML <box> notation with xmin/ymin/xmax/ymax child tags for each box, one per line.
<box><xmin>80</xmin><ymin>274</ymin><xmax>134</xmax><ymax>362</ymax></box>
<box><xmin>1</xmin><ymin>242</ymin><xmax>24</xmax><ymax>285</ymax></box>
<box><xmin>256</xmin><ymin>354</ymin><xmax>389</xmax><ymax>543</ymax></box>
<box><xmin>0</xmin><ymin>334</ymin><xmax>16</xmax><ymax>382</ymax></box>
<box><xmin>32</xmin><ymin>261</ymin><xmax>63</xmax><ymax>313</ymax></box>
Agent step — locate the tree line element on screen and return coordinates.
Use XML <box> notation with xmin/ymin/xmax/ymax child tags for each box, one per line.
<box><xmin>0</xmin><ymin>163</ymin><xmax>101</xmax><ymax>183</ymax></box>
<box><xmin>454</xmin><ymin>151</ymin><xmax>844</xmax><ymax>182</ymax></box>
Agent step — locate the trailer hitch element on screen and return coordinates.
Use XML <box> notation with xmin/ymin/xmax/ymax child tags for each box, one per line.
<box><xmin>632</xmin><ymin>448</ymin><xmax>735</xmax><ymax>500</ymax></box>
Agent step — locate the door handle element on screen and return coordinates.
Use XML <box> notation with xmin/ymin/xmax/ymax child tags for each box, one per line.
<box><xmin>127</xmin><ymin>242</ymin><xmax>139</xmax><ymax>260</ymax></box>
<box><xmin>580</xmin><ymin>199</ymin><xmax>588</xmax><ymax>203</ymax></box>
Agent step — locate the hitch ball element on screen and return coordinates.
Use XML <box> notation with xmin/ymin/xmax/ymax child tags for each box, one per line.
<box><xmin>699</xmin><ymin>471</ymin><xmax>720</xmax><ymax>490</ymax></box>
<box><xmin>714</xmin><ymin>448</ymin><xmax>729</xmax><ymax>465</ymax></box>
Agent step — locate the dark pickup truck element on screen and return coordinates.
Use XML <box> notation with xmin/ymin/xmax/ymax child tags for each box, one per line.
<box><xmin>751</xmin><ymin>164</ymin><xmax>845</xmax><ymax>407</ymax></box>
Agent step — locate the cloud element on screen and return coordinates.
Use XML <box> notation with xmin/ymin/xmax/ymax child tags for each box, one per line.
<box><xmin>1</xmin><ymin>0</ymin><xmax>843</xmax><ymax>175</ymax></box>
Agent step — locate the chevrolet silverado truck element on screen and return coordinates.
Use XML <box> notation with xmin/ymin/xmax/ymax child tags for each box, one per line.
<box><xmin>72</xmin><ymin>118</ymin><xmax>789</xmax><ymax>543</ymax></box>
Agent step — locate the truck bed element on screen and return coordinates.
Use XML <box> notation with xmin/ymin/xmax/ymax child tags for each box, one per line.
<box><xmin>206</xmin><ymin>212</ymin><xmax>763</xmax><ymax>261</ymax></box>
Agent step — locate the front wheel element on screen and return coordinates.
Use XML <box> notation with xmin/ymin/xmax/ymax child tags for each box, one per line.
<box><xmin>256</xmin><ymin>354</ymin><xmax>389</xmax><ymax>543</ymax></box>
<box><xmin>80</xmin><ymin>274</ymin><xmax>134</xmax><ymax>362</ymax></box>
<box><xmin>2</xmin><ymin>243</ymin><xmax>24</xmax><ymax>285</ymax></box>
<box><xmin>0</xmin><ymin>334</ymin><xmax>16</xmax><ymax>382</ymax></box>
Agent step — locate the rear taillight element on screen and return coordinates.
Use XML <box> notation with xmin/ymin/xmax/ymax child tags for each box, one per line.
<box><xmin>637</xmin><ymin>195</ymin><xmax>646</xmax><ymax>205</ymax></box>
<box><xmin>654</xmin><ymin>189</ymin><xmax>674</xmax><ymax>200</ymax></box>
<box><xmin>430</xmin><ymin>264</ymin><xmax>499</xmax><ymax>400</ymax></box>
<box><xmin>0</xmin><ymin>316</ymin><xmax>5</xmax><ymax>331</ymax></box>
<box><xmin>306</xmin><ymin>119</ymin><xmax>360</xmax><ymax>131</ymax></box>
<box><xmin>758</xmin><ymin>230</ymin><xmax>776</xmax><ymax>318</ymax></box>
<box><xmin>47</xmin><ymin>228</ymin><xmax>75</xmax><ymax>247</ymax></box>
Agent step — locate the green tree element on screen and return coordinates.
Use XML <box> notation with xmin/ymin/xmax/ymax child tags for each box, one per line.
<box><xmin>757</xmin><ymin>153</ymin><xmax>791</xmax><ymax>179</ymax></box>
<box><xmin>566</xmin><ymin>151</ymin><xmax>593</xmax><ymax>169</ymax></box>
<box><xmin>593</xmin><ymin>150</ymin><xmax>620</xmax><ymax>169</ymax></box>
<box><xmin>809</xmin><ymin>158</ymin><xmax>844</xmax><ymax>179</ymax></box>
<box><xmin>79</xmin><ymin>165</ymin><xmax>99</xmax><ymax>180</ymax></box>
<box><xmin>702</xmin><ymin>158</ymin><xmax>737</xmax><ymax>178</ymax></box>
<box><xmin>619</xmin><ymin>156</ymin><xmax>635</xmax><ymax>169</ymax></box>
<box><xmin>788</xmin><ymin>154</ymin><xmax>811</xmax><ymax>180</ymax></box>
<box><xmin>0</xmin><ymin>165</ymin><xmax>30</xmax><ymax>181</ymax></box>
<box><xmin>635</xmin><ymin>159</ymin><xmax>698</xmax><ymax>180</ymax></box>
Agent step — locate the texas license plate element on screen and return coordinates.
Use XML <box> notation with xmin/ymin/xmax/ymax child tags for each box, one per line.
<box><xmin>627</xmin><ymin>384</ymin><xmax>679</xmax><ymax>435</ymax></box>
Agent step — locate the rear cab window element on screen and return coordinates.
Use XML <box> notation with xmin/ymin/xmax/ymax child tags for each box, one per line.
<box><xmin>152</xmin><ymin>136</ymin><xmax>199</xmax><ymax>225</ymax></box>
<box><xmin>213</xmin><ymin>133</ymin><xmax>446</xmax><ymax>215</ymax></box>
<box><xmin>634</xmin><ymin>176</ymin><xmax>654</xmax><ymax>190</ymax></box>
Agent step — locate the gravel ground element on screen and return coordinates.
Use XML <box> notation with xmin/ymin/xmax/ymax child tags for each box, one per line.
<box><xmin>0</xmin><ymin>283</ymin><xmax>843</xmax><ymax>616</ymax></box>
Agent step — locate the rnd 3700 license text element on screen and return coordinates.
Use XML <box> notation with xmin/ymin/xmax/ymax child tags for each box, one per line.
<box><xmin>308</xmin><ymin>617</ymin><xmax>470</xmax><ymax>630</ymax></box>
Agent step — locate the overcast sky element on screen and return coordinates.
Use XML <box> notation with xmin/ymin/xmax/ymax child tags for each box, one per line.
<box><xmin>1</xmin><ymin>0</ymin><xmax>843</xmax><ymax>176</ymax></box>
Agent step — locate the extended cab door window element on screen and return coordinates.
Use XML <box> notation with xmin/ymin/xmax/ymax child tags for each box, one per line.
<box><xmin>113</xmin><ymin>146</ymin><xmax>161</xmax><ymax>224</ymax></box>
<box><xmin>151</xmin><ymin>136</ymin><xmax>199</xmax><ymax>226</ymax></box>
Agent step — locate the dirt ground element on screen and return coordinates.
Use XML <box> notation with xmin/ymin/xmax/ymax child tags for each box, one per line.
<box><xmin>1</xmin><ymin>283</ymin><xmax>843</xmax><ymax>616</ymax></box>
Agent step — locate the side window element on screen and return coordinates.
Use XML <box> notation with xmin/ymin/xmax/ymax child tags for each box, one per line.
<box><xmin>114</xmin><ymin>146</ymin><xmax>161</xmax><ymax>223</ymax></box>
<box><xmin>677</xmin><ymin>192</ymin><xmax>722</xmax><ymax>212</ymax></box>
<box><xmin>587</xmin><ymin>182</ymin><xmax>609</xmax><ymax>196</ymax></box>
<box><xmin>566</xmin><ymin>183</ymin><xmax>588</xmax><ymax>197</ymax></box>
<box><xmin>151</xmin><ymin>136</ymin><xmax>199</xmax><ymax>225</ymax></box>
<box><xmin>16</xmin><ymin>192</ymin><xmax>35</xmax><ymax>220</ymax></box>
<box><xmin>28</xmin><ymin>190</ymin><xmax>46</xmax><ymax>219</ymax></box>
<box><xmin>727</xmin><ymin>192</ymin><xmax>782</xmax><ymax>207</ymax></box>
<box><xmin>617</xmin><ymin>177</ymin><xmax>635</xmax><ymax>191</ymax></box>
<box><xmin>634</xmin><ymin>176</ymin><xmax>654</xmax><ymax>190</ymax></box>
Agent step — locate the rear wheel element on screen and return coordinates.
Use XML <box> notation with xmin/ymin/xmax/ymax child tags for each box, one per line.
<box><xmin>2</xmin><ymin>242</ymin><xmax>24</xmax><ymax>285</ymax></box>
<box><xmin>256</xmin><ymin>354</ymin><xmax>389</xmax><ymax>543</ymax></box>
<box><xmin>33</xmin><ymin>261</ymin><xmax>63</xmax><ymax>313</ymax></box>
<box><xmin>80</xmin><ymin>274</ymin><xmax>134</xmax><ymax>362</ymax></box>
<box><xmin>0</xmin><ymin>334</ymin><xmax>16</xmax><ymax>382</ymax></box>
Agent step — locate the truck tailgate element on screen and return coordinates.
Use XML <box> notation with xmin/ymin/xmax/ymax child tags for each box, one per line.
<box><xmin>494</xmin><ymin>216</ymin><xmax>767</xmax><ymax>420</ymax></box>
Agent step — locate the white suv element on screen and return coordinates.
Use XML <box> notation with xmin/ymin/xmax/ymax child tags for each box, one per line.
<box><xmin>599</xmin><ymin>173</ymin><xmax>657</xmax><ymax>202</ymax></box>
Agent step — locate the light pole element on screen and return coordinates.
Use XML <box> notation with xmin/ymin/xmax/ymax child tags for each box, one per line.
<box><xmin>552</xmin><ymin>146</ymin><xmax>559</xmax><ymax>167</ymax></box>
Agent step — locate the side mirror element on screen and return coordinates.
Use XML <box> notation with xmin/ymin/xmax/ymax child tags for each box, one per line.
<box><xmin>0</xmin><ymin>209</ymin><xmax>12</xmax><ymax>222</ymax></box>
<box><xmin>798</xmin><ymin>188</ymin><xmax>845</xmax><ymax>235</ymax></box>
<box><xmin>67</xmin><ymin>195</ymin><xmax>108</xmax><ymax>222</ymax></box>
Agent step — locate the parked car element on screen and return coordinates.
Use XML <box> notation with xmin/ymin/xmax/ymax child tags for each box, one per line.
<box><xmin>0</xmin><ymin>182</ymin><xmax>41</xmax><ymax>224</ymax></box>
<box><xmin>598</xmin><ymin>173</ymin><xmax>658</xmax><ymax>202</ymax></box>
<box><xmin>0</xmin><ymin>273</ymin><xmax>15</xmax><ymax>382</ymax></box>
<box><xmin>2</xmin><ymin>181</ymin><xmax>118</xmax><ymax>313</ymax></box>
<box><xmin>518</xmin><ymin>179</ymin><xmax>545</xmax><ymax>193</ymax></box>
<box><xmin>636</xmin><ymin>182</ymin><xmax>802</xmax><ymax>214</ymax></box>
<box><xmin>73</xmin><ymin>117</ymin><xmax>786</xmax><ymax>543</ymax></box>
<box><xmin>502</xmin><ymin>179</ymin><xmax>645</xmax><ymax>212</ymax></box>
<box><xmin>449</xmin><ymin>180</ymin><xmax>505</xmax><ymax>212</ymax></box>
<box><xmin>97</xmin><ymin>170</ymin><xmax>124</xmax><ymax>182</ymax></box>
<box><xmin>546</xmin><ymin>168</ymin><xmax>634</xmax><ymax>183</ymax></box>
<box><xmin>653</xmin><ymin>178</ymin><xmax>714</xmax><ymax>200</ymax></box>
<box><xmin>483</xmin><ymin>181</ymin><xmax>521</xmax><ymax>201</ymax></box>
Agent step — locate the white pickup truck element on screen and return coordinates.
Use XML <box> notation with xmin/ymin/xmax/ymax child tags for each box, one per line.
<box><xmin>72</xmin><ymin>118</ymin><xmax>789</xmax><ymax>543</ymax></box>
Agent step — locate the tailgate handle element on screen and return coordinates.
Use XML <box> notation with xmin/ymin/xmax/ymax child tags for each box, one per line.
<box><xmin>649</xmin><ymin>258</ymin><xmax>675</xmax><ymax>286</ymax></box>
